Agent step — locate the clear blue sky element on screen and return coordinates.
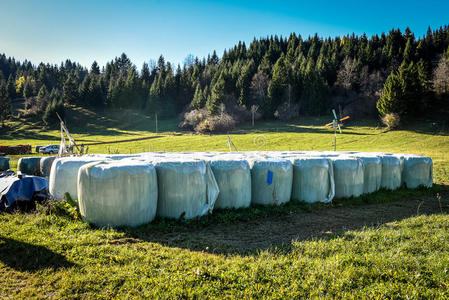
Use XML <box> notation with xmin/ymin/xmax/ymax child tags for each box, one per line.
<box><xmin>1</xmin><ymin>0</ymin><xmax>448</xmax><ymax>69</ymax></box>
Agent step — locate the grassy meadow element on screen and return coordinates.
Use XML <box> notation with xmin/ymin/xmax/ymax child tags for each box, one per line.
<box><xmin>1</xmin><ymin>106</ymin><xmax>449</xmax><ymax>298</ymax></box>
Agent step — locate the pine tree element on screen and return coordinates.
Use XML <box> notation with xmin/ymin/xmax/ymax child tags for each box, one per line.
<box><xmin>63</xmin><ymin>73</ymin><xmax>79</xmax><ymax>104</ymax></box>
<box><xmin>6</xmin><ymin>75</ymin><xmax>16</xmax><ymax>100</ymax></box>
<box><xmin>90</xmin><ymin>61</ymin><xmax>100</xmax><ymax>75</ymax></box>
<box><xmin>36</xmin><ymin>85</ymin><xmax>49</xmax><ymax>111</ymax></box>
<box><xmin>43</xmin><ymin>89</ymin><xmax>64</xmax><ymax>126</ymax></box>
<box><xmin>377</xmin><ymin>71</ymin><xmax>406</xmax><ymax>116</ymax></box>
<box><xmin>0</xmin><ymin>82</ymin><xmax>11</xmax><ymax>127</ymax></box>
<box><xmin>191</xmin><ymin>83</ymin><xmax>204</xmax><ymax>109</ymax></box>
<box><xmin>267</xmin><ymin>55</ymin><xmax>288</xmax><ymax>116</ymax></box>
<box><xmin>208</xmin><ymin>73</ymin><xmax>225</xmax><ymax>115</ymax></box>
<box><xmin>403</xmin><ymin>38</ymin><xmax>414</xmax><ymax>63</ymax></box>
<box><xmin>23</xmin><ymin>79</ymin><xmax>33</xmax><ymax>99</ymax></box>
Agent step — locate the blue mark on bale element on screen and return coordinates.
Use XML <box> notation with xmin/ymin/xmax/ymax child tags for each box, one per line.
<box><xmin>267</xmin><ymin>170</ymin><xmax>273</xmax><ymax>185</ymax></box>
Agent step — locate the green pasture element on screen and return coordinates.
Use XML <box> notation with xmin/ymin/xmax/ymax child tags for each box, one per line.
<box><xmin>1</xmin><ymin>107</ymin><xmax>449</xmax><ymax>298</ymax></box>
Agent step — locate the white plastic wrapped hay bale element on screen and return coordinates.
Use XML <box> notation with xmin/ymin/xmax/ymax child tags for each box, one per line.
<box><xmin>18</xmin><ymin>157</ymin><xmax>42</xmax><ymax>176</ymax></box>
<box><xmin>77</xmin><ymin>160</ymin><xmax>158</xmax><ymax>227</ymax></box>
<box><xmin>349</xmin><ymin>154</ymin><xmax>382</xmax><ymax>194</ymax></box>
<box><xmin>49</xmin><ymin>156</ymin><xmax>110</xmax><ymax>201</ymax></box>
<box><xmin>291</xmin><ymin>157</ymin><xmax>334</xmax><ymax>203</ymax></box>
<box><xmin>0</xmin><ymin>157</ymin><xmax>10</xmax><ymax>171</ymax></box>
<box><xmin>154</xmin><ymin>159</ymin><xmax>219</xmax><ymax>219</ymax></box>
<box><xmin>209</xmin><ymin>156</ymin><xmax>251</xmax><ymax>209</ymax></box>
<box><xmin>40</xmin><ymin>156</ymin><xmax>56</xmax><ymax>177</ymax></box>
<box><xmin>330</xmin><ymin>157</ymin><xmax>364</xmax><ymax>199</ymax></box>
<box><xmin>248</xmin><ymin>156</ymin><xmax>293</xmax><ymax>206</ymax></box>
<box><xmin>378</xmin><ymin>155</ymin><xmax>402</xmax><ymax>190</ymax></box>
<box><xmin>402</xmin><ymin>155</ymin><xmax>433</xmax><ymax>188</ymax></box>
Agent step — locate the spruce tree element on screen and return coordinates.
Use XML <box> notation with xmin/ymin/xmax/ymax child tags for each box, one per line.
<box><xmin>63</xmin><ymin>73</ymin><xmax>79</xmax><ymax>104</ymax></box>
<box><xmin>267</xmin><ymin>55</ymin><xmax>288</xmax><ymax>115</ymax></box>
<box><xmin>191</xmin><ymin>83</ymin><xmax>204</xmax><ymax>109</ymax></box>
<box><xmin>37</xmin><ymin>85</ymin><xmax>49</xmax><ymax>111</ymax></box>
<box><xmin>208</xmin><ymin>73</ymin><xmax>225</xmax><ymax>115</ymax></box>
<box><xmin>377</xmin><ymin>71</ymin><xmax>406</xmax><ymax>116</ymax></box>
<box><xmin>0</xmin><ymin>83</ymin><xmax>11</xmax><ymax>127</ymax></box>
<box><xmin>90</xmin><ymin>61</ymin><xmax>100</xmax><ymax>75</ymax></box>
<box><xmin>6</xmin><ymin>75</ymin><xmax>16</xmax><ymax>100</ymax></box>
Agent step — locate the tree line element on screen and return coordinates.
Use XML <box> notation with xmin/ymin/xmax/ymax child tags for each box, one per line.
<box><xmin>0</xmin><ymin>25</ymin><xmax>448</xmax><ymax>129</ymax></box>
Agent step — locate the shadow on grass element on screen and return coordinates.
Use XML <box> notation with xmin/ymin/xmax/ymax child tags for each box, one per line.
<box><xmin>114</xmin><ymin>184</ymin><xmax>449</xmax><ymax>256</ymax></box>
<box><xmin>0</xmin><ymin>236</ymin><xmax>74</xmax><ymax>272</ymax></box>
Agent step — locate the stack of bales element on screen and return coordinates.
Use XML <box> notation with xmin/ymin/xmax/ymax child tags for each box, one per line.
<box><xmin>46</xmin><ymin>151</ymin><xmax>433</xmax><ymax>228</ymax></box>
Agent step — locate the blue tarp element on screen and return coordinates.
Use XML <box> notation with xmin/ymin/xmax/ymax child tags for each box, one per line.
<box><xmin>0</xmin><ymin>171</ymin><xmax>48</xmax><ymax>210</ymax></box>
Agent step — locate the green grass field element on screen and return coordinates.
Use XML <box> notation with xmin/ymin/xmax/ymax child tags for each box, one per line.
<box><xmin>1</xmin><ymin>107</ymin><xmax>449</xmax><ymax>298</ymax></box>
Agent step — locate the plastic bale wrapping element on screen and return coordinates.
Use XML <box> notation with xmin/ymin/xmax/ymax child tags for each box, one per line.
<box><xmin>330</xmin><ymin>157</ymin><xmax>364</xmax><ymax>199</ymax></box>
<box><xmin>0</xmin><ymin>157</ymin><xmax>10</xmax><ymax>171</ymax></box>
<box><xmin>154</xmin><ymin>159</ymin><xmax>219</xmax><ymax>219</ymax></box>
<box><xmin>378</xmin><ymin>155</ymin><xmax>402</xmax><ymax>190</ymax></box>
<box><xmin>402</xmin><ymin>155</ymin><xmax>433</xmax><ymax>188</ymax></box>
<box><xmin>248</xmin><ymin>157</ymin><xmax>293</xmax><ymax>206</ymax></box>
<box><xmin>49</xmin><ymin>156</ymin><xmax>110</xmax><ymax>201</ymax></box>
<box><xmin>209</xmin><ymin>157</ymin><xmax>251</xmax><ymax>209</ymax></box>
<box><xmin>77</xmin><ymin>160</ymin><xmax>158</xmax><ymax>227</ymax></box>
<box><xmin>350</xmin><ymin>155</ymin><xmax>382</xmax><ymax>194</ymax></box>
<box><xmin>40</xmin><ymin>156</ymin><xmax>56</xmax><ymax>177</ymax></box>
<box><xmin>291</xmin><ymin>157</ymin><xmax>335</xmax><ymax>203</ymax></box>
<box><xmin>17</xmin><ymin>157</ymin><xmax>42</xmax><ymax>176</ymax></box>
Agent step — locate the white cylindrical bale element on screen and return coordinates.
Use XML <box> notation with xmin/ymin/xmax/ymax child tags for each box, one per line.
<box><xmin>18</xmin><ymin>157</ymin><xmax>42</xmax><ymax>176</ymax></box>
<box><xmin>209</xmin><ymin>157</ymin><xmax>251</xmax><ymax>209</ymax></box>
<box><xmin>49</xmin><ymin>156</ymin><xmax>110</xmax><ymax>201</ymax></box>
<box><xmin>40</xmin><ymin>156</ymin><xmax>56</xmax><ymax>177</ymax></box>
<box><xmin>248</xmin><ymin>157</ymin><xmax>293</xmax><ymax>206</ymax></box>
<box><xmin>291</xmin><ymin>157</ymin><xmax>335</xmax><ymax>203</ymax></box>
<box><xmin>379</xmin><ymin>155</ymin><xmax>402</xmax><ymax>190</ymax></box>
<box><xmin>154</xmin><ymin>159</ymin><xmax>218</xmax><ymax>219</ymax></box>
<box><xmin>78</xmin><ymin>160</ymin><xmax>158</xmax><ymax>227</ymax></box>
<box><xmin>330</xmin><ymin>157</ymin><xmax>364</xmax><ymax>199</ymax></box>
<box><xmin>350</xmin><ymin>155</ymin><xmax>382</xmax><ymax>194</ymax></box>
<box><xmin>402</xmin><ymin>155</ymin><xmax>433</xmax><ymax>188</ymax></box>
<box><xmin>0</xmin><ymin>157</ymin><xmax>10</xmax><ymax>171</ymax></box>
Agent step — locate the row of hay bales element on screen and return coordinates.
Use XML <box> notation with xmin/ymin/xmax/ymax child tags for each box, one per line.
<box><xmin>45</xmin><ymin>151</ymin><xmax>433</xmax><ymax>228</ymax></box>
<box><xmin>14</xmin><ymin>156</ymin><xmax>57</xmax><ymax>177</ymax></box>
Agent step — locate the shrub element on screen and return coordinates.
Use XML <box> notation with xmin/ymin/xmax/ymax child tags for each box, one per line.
<box><xmin>381</xmin><ymin>113</ymin><xmax>400</xmax><ymax>130</ymax></box>
<box><xmin>207</xmin><ymin>113</ymin><xmax>236</xmax><ymax>132</ymax></box>
<box><xmin>179</xmin><ymin>108</ymin><xmax>208</xmax><ymax>130</ymax></box>
<box><xmin>179</xmin><ymin>105</ymin><xmax>237</xmax><ymax>133</ymax></box>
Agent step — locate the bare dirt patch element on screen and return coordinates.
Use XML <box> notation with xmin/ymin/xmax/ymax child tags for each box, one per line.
<box><xmin>132</xmin><ymin>185</ymin><xmax>449</xmax><ymax>255</ymax></box>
